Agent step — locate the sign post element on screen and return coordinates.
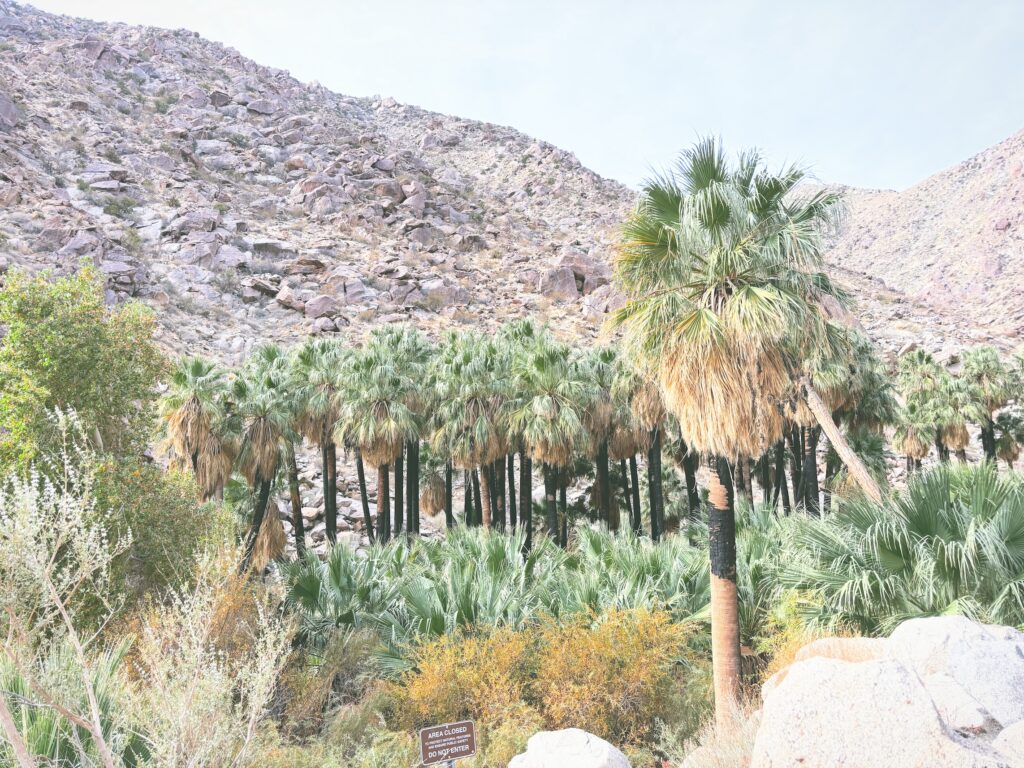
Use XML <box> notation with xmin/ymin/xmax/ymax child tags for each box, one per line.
<box><xmin>419</xmin><ymin>720</ymin><xmax>477</xmax><ymax>767</ymax></box>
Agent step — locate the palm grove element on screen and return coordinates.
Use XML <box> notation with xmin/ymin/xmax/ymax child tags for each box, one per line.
<box><xmin>4</xmin><ymin>140</ymin><xmax>1024</xmax><ymax>763</ymax></box>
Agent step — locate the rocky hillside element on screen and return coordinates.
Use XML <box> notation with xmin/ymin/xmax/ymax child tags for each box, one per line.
<box><xmin>827</xmin><ymin>130</ymin><xmax>1024</xmax><ymax>351</ymax></box>
<box><xmin>1</xmin><ymin>0</ymin><xmax>1015</xmax><ymax>371</ymax></box>
<box><xmin>0</xmin><ymin>0</ymin><xmax>631</xmax><ymax>364</ymax></box>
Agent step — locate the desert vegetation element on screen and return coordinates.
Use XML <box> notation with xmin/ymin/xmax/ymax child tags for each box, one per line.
<box><xmin>3</xmin><ymin>141</ymin><xmax>1024</xmax><ymax>768</ymax></box>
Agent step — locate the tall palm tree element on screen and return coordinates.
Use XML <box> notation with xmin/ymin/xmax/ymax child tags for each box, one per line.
<box><xmin>291</xmin><ymin>338</ymin><xmax>351</xmax><ymax>544</ymax></box>
<box><xmin>336</xmin><ymin>339</ymin><xmax>418</xmax><ymax>544</ymax></box>
<box><xmin>508</xmin><ymin>329</ymin><xmax>592</xmax><ymax>546</ymax></box>
<box><xmin>962</xmin><ymin>346</ymin><xmax>1011</xmax><ymax>462</ymax></box>
<box><xmin>431</xmin><ymin>331</ymin><xmax>509</xmax><ymax>530</ymax></box>
<box><xmin>577</xmin><ymin>346</ymin><xmax>618</xmax><ymax>529</ymax></box>
<box><xmin>232</xmin><ymin>345</ymin><xmax>291</xmax><ymax>572</ymax></box>
<box><xmin>613</xmin><ymin>138</ymin><xmax>868</xmax><ymax>725</ymax></box>
<box><xmin>158</xmin><ymin>356</ymin><xmax>233</xmax><ymax>500</ymax></box>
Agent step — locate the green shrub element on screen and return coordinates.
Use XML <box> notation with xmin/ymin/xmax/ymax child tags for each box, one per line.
<box><xmin>0</xmin><ymin>265</ymin><xmax>166</xmax><ymax>470</ymax></box>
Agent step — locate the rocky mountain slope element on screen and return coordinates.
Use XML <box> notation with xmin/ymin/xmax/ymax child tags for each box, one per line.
<box><xmin>826</xmin><ymin>130</ymin><xmax>1024</xmax><ymax>352</ymax></box>
<box><xmin>2</xmin><ymin>0</ymin><xmax>1016</xmax><ymax>373</ymax></box>
<box><xmin>0</xmin><ymin>0</ymin><xmax>632</xmax><ymax>365</ymax></box>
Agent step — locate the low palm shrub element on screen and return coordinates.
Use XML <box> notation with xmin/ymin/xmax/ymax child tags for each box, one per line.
<box><xmin>780</xmin><ymin>462</ymin><xmax>1024</xmax><ymax>633</ymax></box>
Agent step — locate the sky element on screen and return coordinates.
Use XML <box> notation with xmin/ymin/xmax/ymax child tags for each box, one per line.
<box><xmin>27</xmin><ymin>1</ymin><xmax>1024</xmax><ymax>190</ymax></box>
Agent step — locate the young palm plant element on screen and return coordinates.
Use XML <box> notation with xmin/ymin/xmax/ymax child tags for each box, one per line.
<box><xmin>612</xmin><ymin>137</ymin><xmax>868</xmax><ymax>725</ymax></box>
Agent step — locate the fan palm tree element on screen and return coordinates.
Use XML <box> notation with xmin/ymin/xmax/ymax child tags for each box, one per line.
<box><xmin>962</xmin><ymin>346</ymin><xmax>1011</xmax><ymax>462</ymax></box>
<box><xmin>232</xmin><ymin>344</ymin><xmax>291</xmax><ymax>572</ymax></box>
<box><xmin>508</xmin><ymin>330</ymin><xmax>592</xmax><ymax>546</ymax></box>
<box><xmin>894</xmin><ymin>400</ymin><xmax>935</xmax><ymax>473</ymax></box>
<box><xmin>577</xmin><ymin>346</ymin><xmax>618</xmax><ymax>529</ymax></box>
<box><xmin>291</xmin><ymin>338</ymin><xmax>352</xmax><ymax>544</ymax></box>
<box><xmin>158</xmin><ymin>356</ymin><xmax>233</xmax><ymax>500</ymax></box>
<box><xmin>612</xmin><ymin>138</ymin><xmax>870</xmax><ymax>725</ymax></box>
<box><xmin>336</xmin><ymin>340</ymin><xmax>418</xmax><ymax>544</ymax></box>
<box><xmin>431</xmin><ymin>331</ymin><xmax>509</xmax><ymax>530</ymax></box>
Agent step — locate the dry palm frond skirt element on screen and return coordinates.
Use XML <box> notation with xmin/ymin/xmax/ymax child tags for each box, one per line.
<box><xmin>659</xmin><ymin>342</ymin><xmax>788</xmax><ymax>459</ymax></box>
<box><xmin>251</xmin><ymin>511</ymin><xmax>286</xmax><ymax>573</ymax></box>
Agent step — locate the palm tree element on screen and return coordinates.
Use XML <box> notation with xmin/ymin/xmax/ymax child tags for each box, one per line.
<box><xmin>336</xmin><ymin>338</ymin><xmax>418</xmax><ymax>544</ymax></box>
<box><xmin>158</xmin><ymin>356</ymin><xmax>233</xmax><ymax>500</ymax></box>
<box><xmin>577</xmin><ymin>346</ymin><xmax>618</xmax><ymax>529</ymax></box>
<box><xmin>995</xmin><ymin>408</ymin><xmax>1024</xmax><ymax>470</ymax></box>
<box><xmin>431</xmin><ymin>331</ymin><xmax>509</xmax><ymax>530</ymax></box>
<box><xmin>508</xmin><ymin>329</ymin><xmax>592</xmax><ymax>546</ymax></box>
<box><xmin>291</xmin><ymin>338</ymin><xmax>352</xmax><ymax>545</ymax></box>
<box><xmin>232</xmin><ymin>345</ymin><xmax>291</xmax><ymax>572</ymax></box>
<box><xmin>613</xmin><ymin>138</ymin><xmax>868</xmax><ymax>725</ymax></box>
<box><xmin>962</xmin><ymin>346</ymin><xmax>1011</xmax><ymax>462</ymax></box>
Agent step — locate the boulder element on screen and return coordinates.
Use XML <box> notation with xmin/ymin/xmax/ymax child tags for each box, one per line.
<box><xmin>887</xmin><ymin>616</ymin><xmax>1024</xmax><ymax>727</ymax></box>
<box><xmin>0</xmin><ymin>91</ymin><xmax>21</xmax><ymax>130</ymax></box>
<box><xmin>539</xmin><ymin>266</ymin><xmax>580</xmax><ymax>300</ymax></box>
<box><xmin>304</xmin><ymin>294</ymin><xmax>340</xmax><ymax>319</ymax></box>
<box><xmin>752</xmin><ymin>657</ymin><xmax>1002</xmax><ymax>768</ymax></box>
<box><xmin>994</xmin><ymin>722</ymin><xmax>1024</xmax><ymax>764</ymax></box>
<box><xmin>509</xmin><ymin>729</ymin><xmax>630</xmax><ymax>768</ymax></box>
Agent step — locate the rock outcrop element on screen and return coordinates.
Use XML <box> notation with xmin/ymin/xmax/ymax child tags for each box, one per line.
<box><xmin>751</xmin><ymin>617</ymin><xmax>1024</xmax><ymax>768</ymax></box>
<box><xmin>508</xmin><ymin>729</ymin><xmax>630</xmax><ymax>768</ymax></box>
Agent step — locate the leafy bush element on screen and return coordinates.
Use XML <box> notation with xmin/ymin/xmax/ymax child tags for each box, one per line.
<box><xmin>387</xmin><ymin>610</ymin><xmax>695</xmax><ymax>753</ymax></box>
<box><xmin>0</xmin><ymin>266</ymin><xmax>165</xmax><ymax>470</ymax></box>
<box><xmin>780</xmin><ymin>462</ymin><xmax>1024</xmax><ymax>633</ymax></box>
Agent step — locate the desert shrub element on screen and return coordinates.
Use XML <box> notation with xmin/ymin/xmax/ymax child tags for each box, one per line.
<box><xmin>0</xmin><ymin>265</ymin><xmax>166</xmax><ymax>470</ymax></box>
<box><xmin>279</xmin><ymin>627</ymin><xmax>381</xmax><ymax>738</ymax></box>
<box><xmin>533</xmin><ymin>610</ymin><xmax>690</xmax><ymax>745</ymax></box>
<box><xmin>95</xmin><ymin>457</ymin><xmax>234</xmax><ymax>609</ymax></box>
<box><xmin>128</xmin><ymin>549</ymin><xmax>293</xmax><ymax>767</ymax></box>
<box><xmin>659</xmin><ymin>699</ymin><xmax>760</xmax><ymax>768</ymax></box>
<box><xmin>0</xmin><ymin>413</ymin><xmax>137</xmax><ymax>764</ymax></box>
<box><xmin>387</xmin><ymin>609</ymin><xmax>695</xmax><ymax>756</ymax></box>
<box><xmin>390</xmin><ymin>625</ymin><xmax>538</xmax><ymax>729</ymax></box>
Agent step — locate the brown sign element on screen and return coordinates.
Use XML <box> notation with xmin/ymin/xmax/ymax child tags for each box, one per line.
<box><xmin>419</xmin><ymin>720</ymin><xmax>477</xmax><ymax>766</ymax></box>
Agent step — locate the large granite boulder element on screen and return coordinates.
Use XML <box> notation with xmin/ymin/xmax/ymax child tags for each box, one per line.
<box><xmin>509</xmin><ymin>729</ymin><xmax>630</xmax><ymax>768</ymax></box>
<box><xmin>749</xmin><ymin>617</ymin><xmax>1024</xmax><ymax>768</ymax></box>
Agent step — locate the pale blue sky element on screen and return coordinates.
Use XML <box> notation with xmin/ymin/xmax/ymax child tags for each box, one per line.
<box><xmin>29</xmin><ymin>1</ymin><xmax>1024</xmax><ymax>190</ymax></box>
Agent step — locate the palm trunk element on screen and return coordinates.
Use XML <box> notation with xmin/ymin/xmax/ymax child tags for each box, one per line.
<box><xmin>648</xmin><ymin>426</ymin><xmax>664</xmax><ymax>542</ymax></box>
<box><xmin>800</xmin><ymin>376</ymin><xmax>882</xmax><ymax>504</ymax></box>
<box><xmin>444</xmin><ymin>461</ymin><xmax>454</xmax><ymax>529</ymax></box>
<box><xmin>597</xmin><ymin>439</ymin><xmax>611</xmax><ymax>528</ymax></box>
<box><xmin>478</xmin><ymin>463</ymin><xmax>493</xmax><ymax>530</ymax></box>
<box><xmin>823</xmin><ymin>444</ymin><xmax>839</xmax><ymax>514</ymax></box>
<box><xmin>787</xmin><ymin>427</ymin><xmax>803</xmax><ymax>507</ymax></box>
<box><xmin>507</xmin><ymin>453</ymin><xmax>518</xmax><ymax>530</ymax></box>
<box><xmin>494</xmin><ymin>457</ymin><xmax>507</xmax><ymax>531</ymax></box>
<box><xmin>472</xmin><ymin>469</ymin><xmax>483</xmax><ymax>527</ymax></box>
<box><xmin>378</xmin><ymin>463</ymin><xmax>391</xmax><ymax>543</ymax></box>
<box><xmin>285</xmin><ymin>441</ymin><xmax>305</xmax><ymax>556</ymax></box>
<box><xmin>463</xmin><ymin>469</ymin><xmax>472</xmax><ymax>524</ymax></box>
<box><xmin>521</xmin><ymin>451</ymin><xmax>533</xmax><ymax>551</ymax></box>
<box><xmin>803</xmin><ymin>426</ymin><xmax>821</xmax><ymax>516</ymax></box>
<box><xmin>708</xmin><ymin>457</ymin><xmax>741</xmax><ymax>728</ymax></box>
<box><xmin>981</xmin><ymin>421</ymin><xmax>997</xmax><ymax>462</ymax></box>
<box><xmin>558</xmin><ymin>469</ymin><xmax>568</xmax><ymax>547</ymax></box>
<box><xmin>682</xmin><ymin>443</ymin><xmax>700</xmax><ymax>528</ymax></box>
<box><xmin>394</xmin><ymin>448</ymin><xmax>404</xmax><ymax>536</ymax></box>
<box><xmin>956</xmin><ymin>448</ymin><xmax>968</xmax><ymax>463</ymax></box>
<box><xmin>543</xmin><ymin>462</ymin><xmax>558</xmax><ymax>539</ymax></box>
<box><xmin>629</xmin><ymin>455</ymin><xmax>643</xmax><ymax>535</ymax></box>
<box><xmin>320</xmin><ymin>441</ymin><xmax>332</xmax><ymax>541</ymax></box>
<box><xmin>935</xmin><ymin>433</ymin><xmax>949</xmax><ymax>463</ymax></box>
<box><xmin>776</xmin><ymin>441</ymin><xmax>791</xmax><ymax>515</ymax></box>
<box><xmin>355</xmin><ymin>447</ymin><xmax>374</xmax><ymax>543</ymax></box>
<box><xmin>241</xmin><ymin>476</ymin><xmax>272</xmax><ymax>572</ymax></box>
<box><xmin>619</xmin><ymin>458</ymin><xmax>631</xmax><ymax>532</ymax></box>
<box><xmin>406</xmin><ymin>440</ymin><xmax>416</xmax><ymax>536</ymax></box>
<box><xmin>326</xmin><ymin>441</ymin><xmax>338</xmax><ymax>543</ymax></box>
